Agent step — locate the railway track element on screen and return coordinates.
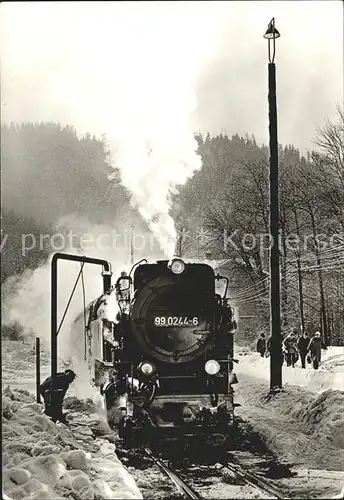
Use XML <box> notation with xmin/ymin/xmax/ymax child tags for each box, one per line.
<box><xmin>144</xmin><ymin>448</ymin><xmax>201</xmax><ymax>499</ymax></box>
<box><xmin>221</xmin><ymin>459</ymin><xmax>290</xmax><ymax>499</ymax></box>
<box><xmin>143</xmin><ymin>448</ymin><xmax>289</xmax><ymax>500</ymax></box>
<box><xmin>114</xmin><ymin>416</ymin><xmax>342</xmax><ymax>500</ymax></box>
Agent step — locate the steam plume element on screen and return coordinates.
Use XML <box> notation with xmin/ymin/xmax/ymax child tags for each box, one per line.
<box><xmin>1</xmin><ymin>2</ymin><xmax>223</xmax><ymax>382</ymax></box>
<box><xmin>1</xmin><ymin>2</ymin><xmax>223</xmax><ymax>256</ymax></box>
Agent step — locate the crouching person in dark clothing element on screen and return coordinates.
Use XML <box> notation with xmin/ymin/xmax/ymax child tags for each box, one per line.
<box><xmin>40</xmin><ymin>369</ymin><xmax>76</xmax><ymax>424</ymax></box>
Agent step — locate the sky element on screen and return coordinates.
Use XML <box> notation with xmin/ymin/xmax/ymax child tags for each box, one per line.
<box><xmin>192</xmin><ymin>0</ymin><xmax>344</xmax><ymax>152</ymax></box>
<box><xmin>1</xmin><ymin>0</ymin><xmax>343</xmax><ymax>155</ymax></box>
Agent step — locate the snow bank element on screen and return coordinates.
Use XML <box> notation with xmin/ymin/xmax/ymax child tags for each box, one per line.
<box><xmin>235</xmin><ymin>346</ymin><xmax>344</xmax><ymax>393</ymax></box>
<box><xmin>236</xmin><ymin>375</ymin><xmax>344</xmax><ymax>471</ymax></box>
<box><xmin>2</xmin><ymin>386</ymin><xmax>142</xmax><ymax>500</ymax></box>
<box><xmin>332</xmin><ymin>486</ymin><xmax>344</xmax><ymax>499</ymax></box>
<box><xmin>2</xmin><ymin>341</ymin><xmax>51</xmax><ymax>393</ymax></box>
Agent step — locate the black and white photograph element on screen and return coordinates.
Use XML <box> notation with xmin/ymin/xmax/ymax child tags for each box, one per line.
<box><xmin>1</xmin><ymin>1</ymin><xmax>343</xmax><ymax>499</ymax></box>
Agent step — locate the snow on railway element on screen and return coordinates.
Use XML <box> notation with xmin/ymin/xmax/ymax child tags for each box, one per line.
<box><xmin>2</xmin><ymin>340</ymin><xmax>344</xmax><ymax>499</ymax></box>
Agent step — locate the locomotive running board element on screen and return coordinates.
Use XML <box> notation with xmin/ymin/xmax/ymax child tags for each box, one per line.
<box><xmin>95</xmin><ymin>360</ymin><xmax>114</xmax><ymax>367</ymax></box>
<box><xmin>130</xmin><ymin>394</ymin><xmax>232</xmax><ymax>401</ymax></box>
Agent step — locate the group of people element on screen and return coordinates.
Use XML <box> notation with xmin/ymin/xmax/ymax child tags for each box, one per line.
<box><xmin>256</xmin><ymin>329</ymin><xmax>326</xmax><ymax>370</ymax></box>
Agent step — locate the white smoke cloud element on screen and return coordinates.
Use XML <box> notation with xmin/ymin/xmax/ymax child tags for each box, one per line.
<box><xmin>1</xmin><ymin>213</ymin><xmax>171</xmax><ymax>396</ymax></box>
<box><xmin>1</xmin><ymin>214</ymin><xmax>167</xmax><ymax>375</ymax></box>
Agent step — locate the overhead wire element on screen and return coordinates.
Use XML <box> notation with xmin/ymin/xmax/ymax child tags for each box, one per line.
<box><xmin>231</xmin><ymin>276</ymin><xmax>270</xmax><ymax>298</ymax></box>
<box><xmin>222</xmin><ymin>248</ymin><xmax>342</xmax><ymax>311</ymax></box>
<box><xmin>234</xmin><ymin>283</ymin><xmax>269</xmax><ymax>301</ymax></box>
<box><xmin>286</xmin><ymin>245</ymin><xmax>344</xmax><ymax>264</ymax></box>
<box><xmin>229</xmin><ymin>252</ymin><xmax>342</xmax><ymax>329</ymax></box>
<box><xmin>300</xmin><ymin>260</ymin><xmax>344</xmax><ymax>272</ymax></box>
<box><xmin>232</xmin><ymin>272</ymin><xmax>299</xmax><ymax>305</ymax></box>
<box><xmin>232</xmin><ymin>281</ymin><xmax>270</xmax><ymax>300</ymax></box>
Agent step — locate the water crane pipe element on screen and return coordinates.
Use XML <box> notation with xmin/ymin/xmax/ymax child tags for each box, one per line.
<box><xmin>51</xmin><ymin>253</ymin><xmax>112</xmax><ymax>389</ymax></box>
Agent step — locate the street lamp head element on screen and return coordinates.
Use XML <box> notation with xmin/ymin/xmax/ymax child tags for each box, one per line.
<box><xmin>264</xmin><ymin>27</ymin><xmax>281</xmax><ymax>39</ymax></box>
<box><xmin>264</xmin><ymin>18</ymin><xmax>281</xmax><ymax>39</ymax></box>
<box><xmin>264</xmin><ymin>18</ymin><xmax>280</xmax><ymax>63</ymax></box>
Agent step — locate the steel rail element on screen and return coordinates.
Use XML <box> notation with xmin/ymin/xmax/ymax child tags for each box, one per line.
<box><xmin>224</xmin><ymin>460</ymin><xmax>290</xmax><ymax>499</ymax></box>
<box><xmin>144</xmin><ymin>448</ymin><xmax>201</xmax><ymax>500</ymax></box>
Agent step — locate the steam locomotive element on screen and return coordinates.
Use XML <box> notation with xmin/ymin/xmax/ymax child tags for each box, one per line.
<box><xmin>72</xmin><ymin>258</ymin><xmax>238</xmax><ymax>446</ymax></box>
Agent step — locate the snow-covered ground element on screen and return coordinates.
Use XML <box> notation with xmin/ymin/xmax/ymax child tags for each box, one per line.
<box><xmin>235</xmin><ymin>346</ymin><xmax>344</xmax><ymax>393</ymax></box>
<box><xmin>2</xmin><ymin>387</ymin><xmax>143</xmax><ymax>500</ymax></box>
<box><xmin>2</xmin><ymin>340</ymin><xmax>344</xmax><ymax>499</ymax></box>
<box><xmin>234</xmin><ymin>345</ymin><xmax>344</xmax><ymax>498</ymax></box>
<box><xmin>2</xmin><ymin>340</ymin><xmax>142</xmax><ymax>500</ymax></box>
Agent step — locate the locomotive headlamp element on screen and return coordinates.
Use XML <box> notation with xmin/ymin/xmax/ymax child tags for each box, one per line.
<box><xmin>169</xmin><ymin>258</ymin><xmax>185</xmax><ymax>275</ymax></box>
<box><xmin>205</xmin><ymin>360</ymin><xmax>220</xmax><ymax>375</ymax></box>
<box><xmin>138</xmin><ymin>361</ymin><xmax>155</xmax><ymax>376</ymax></box>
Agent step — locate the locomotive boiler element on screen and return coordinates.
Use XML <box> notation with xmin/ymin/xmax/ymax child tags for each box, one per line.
<box><xmin>73</xmin><ymin>258</ymin><xmax>239</xmax><ymax>446</ymax></box>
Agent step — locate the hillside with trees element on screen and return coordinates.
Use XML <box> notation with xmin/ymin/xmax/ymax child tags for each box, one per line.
<box><xmin>171</xmin><ymin>107</ymin><xmax>344</xmax><ymax>345</ymax></box>
<box><xmin>2</xmin><ymin>111</ymin><xmax>343</xmax><ymax>345</ymax></box>
<box><xmin>1</xmin><ymin>122</ymin><xmax>143</xmax><ymax>282</ymax></box>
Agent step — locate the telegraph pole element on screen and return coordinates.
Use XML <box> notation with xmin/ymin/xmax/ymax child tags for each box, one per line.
<box><xmin>176</xmin><ymin>225</ymin><xmax>183</xmax><ymax>257</ymax></box>
<box><xmin>294</xmin><ymin>210</ymin><xmax>305</xmax><ymax>333</ymax></box>
<box><xmin>264</xmin><ymin>18</ymin><xmax>283</xmax><ymax>391</ymax></box>
<box><xmin>178</xmin><ymin>227</ymin><xmax>183</xmax><ymax>257</ymax></box>
<box><xmin>130</xmin><ymin>225</ymin><xmax>134</xmax><ymax>264</ymax></box>
<box><xmin>35</xmin><ymin>337</ymin><xmax>41</xmax><ymax>403</ymax></box>
<box><xmin>296</xmin><ymin>256</ymin><xmax>305</xmax><ymax>333</ymax></box>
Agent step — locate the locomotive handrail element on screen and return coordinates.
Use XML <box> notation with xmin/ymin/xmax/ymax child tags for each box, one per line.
<box><xmin>115</xmin><ymin>275</ymin><xmax>132</xmax><ymax>291</ymax></box>
<box><xmin>129</xmin><ymin>258</ymin><xmax>148</xmax><ymax>277</ymax></box>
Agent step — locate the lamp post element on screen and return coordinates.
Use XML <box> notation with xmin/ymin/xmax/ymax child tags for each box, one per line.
<box><xmin>264</xmin><ymin>18</ymin><xmax>282</xmax><ymax>391</ymax></box>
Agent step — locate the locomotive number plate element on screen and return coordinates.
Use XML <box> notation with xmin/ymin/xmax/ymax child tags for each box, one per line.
<box><xmin>154</xmin><ymin>316</ymin><xmax>199</xmax><ymax>327</ymax></box>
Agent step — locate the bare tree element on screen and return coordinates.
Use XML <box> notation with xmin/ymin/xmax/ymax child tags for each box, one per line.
<box><xmin>311</xmin><ymin>105</ymin><xmax>344</xmax><ymax>232</ymax></box>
